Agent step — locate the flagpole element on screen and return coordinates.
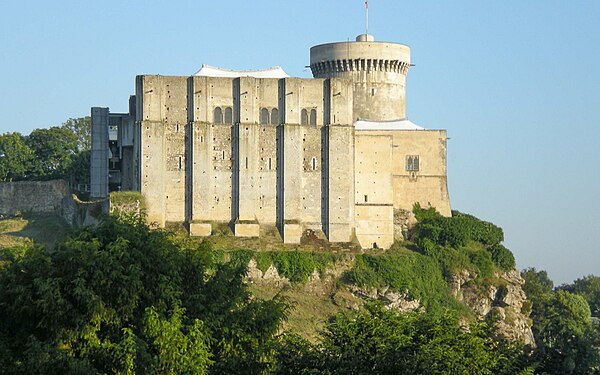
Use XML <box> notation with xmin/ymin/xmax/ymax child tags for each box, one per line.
<box><xmin>365</xmin><ymin>0</ymin><xmax>369</xmax><ymax>35</ymax></box>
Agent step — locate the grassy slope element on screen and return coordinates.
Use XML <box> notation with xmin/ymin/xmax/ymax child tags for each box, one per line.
<box><xmin>0</xmin><ymin>214</ymin><xmax>70</xmax><ymax>250</ymax></box>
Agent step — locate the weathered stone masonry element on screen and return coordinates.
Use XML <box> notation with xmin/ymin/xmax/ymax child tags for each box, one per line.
<box><xmin>91</xmin><ymin>33</ymin><xmax>451</xmax><ymax>249</ymax></box>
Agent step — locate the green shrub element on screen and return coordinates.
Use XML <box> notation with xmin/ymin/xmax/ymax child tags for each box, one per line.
<box><xmin>412</xmin><ymin>205</ymin><xmax>504</xmax><ymax>249</ymax></box>
<box><xmin>468</xmin><ymin>249</ymin><xmax>495</xmax><ymax>278</ymax></box>
<box><xmin>487</xmin><ymin>244</ymin><xmax>516</xmax><ymax>270</ymax></box>
<box><xmin>344</xmin><ymin>252</ymin><xmax>460</xmax><ymax>312</ymax></box>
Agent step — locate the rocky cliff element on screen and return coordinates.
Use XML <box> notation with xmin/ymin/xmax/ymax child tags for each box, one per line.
<box><xmin>246</xmin><ymin>256</ymin><xmax>534</xmax><ymax>346</ymax></box>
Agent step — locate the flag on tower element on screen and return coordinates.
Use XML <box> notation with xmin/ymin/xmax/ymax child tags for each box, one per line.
<box><xmin>366</xmin><ymin>0</ymin><xmax>368</xmax><ymax>9</ymax></box>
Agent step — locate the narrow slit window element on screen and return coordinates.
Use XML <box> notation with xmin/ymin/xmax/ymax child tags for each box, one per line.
<box><xmin>245</xmin><ymin>157</ymin><xmax>248</xmax><ymax>169</ymax></box>
<box><xmin>222</xmin><ymin>150</ymin><xmax>225</xmax><ymax>160</ymax></box>
<box><xmin>311</xmin><ymin>157</ymin><xmax>317</xmax><ymax>171</ymax></box>
<box><xmin>178</xmin><ymin>156</ymin><xmax>182</xmax><ymax>171</ymax></box>
<box><xmin>268</xmin><ymin>157</ymin><xmax>272</xmax><ymax>170</ymax></box>
<box><xmin>364</xmin><ymin>195</ymin><xmax>368</xmax><ymax>203</ymax></box>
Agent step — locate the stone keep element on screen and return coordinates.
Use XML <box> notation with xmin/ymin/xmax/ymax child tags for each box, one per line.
<box><xmin>91</xmin><ymin>34</ymin><xmax>451</xmax><ymax>249</ymax></box>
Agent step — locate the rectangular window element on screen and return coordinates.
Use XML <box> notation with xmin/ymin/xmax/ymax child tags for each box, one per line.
<box><xmin>406</xmin><ymin>155</ymin><xmax>420</xmax><ymax>171</ymax></box>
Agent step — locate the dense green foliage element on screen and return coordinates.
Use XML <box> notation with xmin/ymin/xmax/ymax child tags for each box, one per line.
<box><xmin>560</xmin><ymin>275</ymin><xmax>600</xmax><ymax>317</ymax></box>
<box><xmin>412</xmin><ymin>204</ymin><xmax>515</xmax><ymax>273</ymax></box>
<box><xmin>413</xmin><ymin>205</ymin><xmax>504</xmax><ymax>248</ymax></box>
<box><xmin>0</xmin><ymin>133</ymin><xmax>35</xmax><ymax>181</ymax></box>
<box><xmin>273</xmin><ymin>303</ymin><xmax>531</xmax><ymax>374</ymax></box>
<box><xmin>0</xmin><ymin>213</ymin><xmax>288</xmax><ymax>374</ymax></box>
<box><xmin>61</xmin><ymin>117</ymin><xmax>91</xmax><ymax>151</ymax></box>
<box><xmin>0</xmin><ymin>117</ymin><xmax>90</xmax><ymax>185</ymax></box>
<box><xmin>25</xmin><ymin>127</ymin><xmax>78</xmax><ymax>179</ymax></box>
<box><xmin>522</xmin><ymin>268</ymin><xmax>600</xmax><ymax>374</ymax></box>
<box><xmin>1</xmin><ymin>200</ymin><xmax>597</xmax><ymax>372</ymax></box>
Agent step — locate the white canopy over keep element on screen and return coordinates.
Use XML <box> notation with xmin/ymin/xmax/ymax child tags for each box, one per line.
<box><xmin>354</xmin><ymin>118</ymin><xmax>425</xmax><ymax>130</ymax></box>
<box><xmin>194</xmin><ymin>64</ymin><xmax>290</xmax><ymax>79</ymax></box>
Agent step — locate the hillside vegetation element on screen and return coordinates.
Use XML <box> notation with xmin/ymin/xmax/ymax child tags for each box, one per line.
<box><xmin>0</xmin><ymin>206</ymin><xmax>598</xmax><ymax>373</ymax></box>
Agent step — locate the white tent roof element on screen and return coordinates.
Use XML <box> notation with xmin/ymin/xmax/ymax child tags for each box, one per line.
<box><xmin>354</xmin><ymin>118</ymin><xmax>426</xmax><ymax>130</ymax></box>
<box><xmin>194</xmin><ymin>64</ymin><xmax>290</xmax><ymax>78</ymax></box>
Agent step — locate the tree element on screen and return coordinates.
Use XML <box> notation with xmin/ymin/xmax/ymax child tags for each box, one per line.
<box><xmin>0</xmin><ymin>213</ymin><xmax>288</xmax><ymax>373</ymax></box>
<box><xmin>67</xmin><ymin>149</ymin><xmax>90</xmax><ymax>187</ymax></box>
<box><xmin>560</xmin><ymin>275</ymin><xmax>600</xmax><ymax>317</ymax></box>
<box><xmin>0</xmin><ymin>132</ymin><xmax>34</xmax><ymax>181</ymax></box>
<box><xmin>25</xmin><ymin>126</ymin><xmax>78</xmax><ymax>179</ymax></box>
<box><xmin>521</xmin><ymin>267</ymin><xmax>554</xmax><ymax>305</ymax></box>
<box><xmin>531</xmin><ymin>290</ymin><xmax>600</xmax><ymax>374</ymax></box>
<box><xmin>61</xmin><ymin>116</ymin><xmax>91</xmax><ymax>152</ymax></box>
<box><xmin>274</xmin><ymin>303</ymin><xmax>530</xmax><ymax>374</ymax></box>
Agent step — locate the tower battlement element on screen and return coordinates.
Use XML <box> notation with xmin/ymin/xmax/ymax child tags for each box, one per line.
<box><xmin>310</xmin><ymin>35</ymin><xmax>411</xmax><ymax>121</ymax></box>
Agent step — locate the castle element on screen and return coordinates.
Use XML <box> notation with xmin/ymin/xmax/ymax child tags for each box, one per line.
<box><xmin>90</xmin><ymin>33</ymin><xmax>451</xmax><ymax>249</ymax></box>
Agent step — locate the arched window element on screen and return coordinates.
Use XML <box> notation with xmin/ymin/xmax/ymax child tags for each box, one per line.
<box><xmin>260</xmin><ymin>108</ymin><xmax>269</xmax><ymax>124</ymax></box>
<box><xmin>310</xmin><ymin>109</ymin><xmax>317</xmax><ymax>126</ymax></box>
<box><xmin>271</xmin><ymin>108</ymin><xmax>278</xmax><ymax>125</ymax></box>
<box><xmin>224</xmin><ymin>107</ymin><xmax>233</xmax><ymax>124</ymax></box>
<box><xmin>301</xmin><ymin>109</ymin><xmax>308</xmax><ymax>125</ymax></box>
<box><xmin>214</xmin><ymin>107</ymin><xmax>223</xmax><ymax>124</ymax></box>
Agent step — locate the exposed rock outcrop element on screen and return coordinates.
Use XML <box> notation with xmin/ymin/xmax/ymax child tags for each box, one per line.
<box><xmin>246</xmin><ymin>257</ymin><xmax>534</xmax><ymax>346</ymax></box>
<box><xmin>453</xmin><ymin>269</ymin><xmax>535</xmax><ymax>346</ymax></box>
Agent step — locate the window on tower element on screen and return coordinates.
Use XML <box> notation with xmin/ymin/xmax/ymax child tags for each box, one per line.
<box><xmin>224</xmin><ymin>107</ymin><xmax>233</xmax><ymax>124</ymax></box>
<box><xmin>260</xmin><ymin>108</ymin><xmax>269</xmax><ymax>125</ymax></box>
<box><xmin>406</xmin><ymin>155</ymin><xmax>420</xmax><ymax>171</ymax></box>
<box><xmin>214</xmin><ymin>107</ymin><xmax>223</xmax><ymax>124</ymax></box>
<box><xmin>301</xmin><ymin>109</ymin><xmax>308</xmax><ymax>125</ymax></box>
<box><xmin>310</xmin><ymin>109</ymin><xmax>317</xmax><ymax>126</ymax></box>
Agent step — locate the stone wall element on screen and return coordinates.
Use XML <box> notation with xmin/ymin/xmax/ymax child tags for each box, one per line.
<box><xmin>0</xmin><ymin>180</ymin><xmax>70</xmax><ymax>215</ymax></box>
<box><xmin>0</xmin><ymin>180</ymin><xmax>107</xmax><ymax>228</ymax></box>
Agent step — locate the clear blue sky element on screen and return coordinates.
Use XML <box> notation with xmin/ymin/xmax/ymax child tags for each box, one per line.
<box><xmin>1</xmin><ymin>0</ymin><xmax>598</xmax><ymax>285</ymax></box>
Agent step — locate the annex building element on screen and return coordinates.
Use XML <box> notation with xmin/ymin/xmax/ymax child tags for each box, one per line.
<box><xmin>90</xmin><ymin>33</ymin><xmax>451</xmax><ymax>249</ymax></box>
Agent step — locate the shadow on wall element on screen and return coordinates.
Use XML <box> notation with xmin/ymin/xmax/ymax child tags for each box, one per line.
<box><xmin>0</xmin><ymin>179</ymin><xmax>109</xmax><ymax>229</ymax></box>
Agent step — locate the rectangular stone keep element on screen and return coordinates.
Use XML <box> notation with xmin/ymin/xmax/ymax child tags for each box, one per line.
<box><xmin>189</xmin><ymin>222</ymin><xmax>212</xmax><ymax>237</ymax></box>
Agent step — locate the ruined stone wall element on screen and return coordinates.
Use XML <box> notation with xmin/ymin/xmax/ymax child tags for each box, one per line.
<box><xmin>0</xmin><ymin>180</ymin><xmax>70</xmax><ymax>215</ymax></box>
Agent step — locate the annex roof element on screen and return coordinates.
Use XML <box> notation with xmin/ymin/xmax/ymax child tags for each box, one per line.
<box><xmin>354</xmin><ymin>118</ymin><xmax>425</xmax><ymax>130</ymax></box>
<box><xmin>194</xmin><ymin>64</ymin><xmax>290</xmax><ymax>79</ymax></box>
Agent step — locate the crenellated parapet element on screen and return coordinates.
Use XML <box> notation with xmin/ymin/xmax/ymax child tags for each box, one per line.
<box><xmin>310</xmin><ymin>58</ymin><xmax>410</xmax><ymax>76</ymax></box>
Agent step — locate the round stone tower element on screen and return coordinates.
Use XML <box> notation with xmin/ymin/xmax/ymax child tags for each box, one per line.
<box><xmin>310</xmin><ymin>34</ymin><xmax>411</xmax><ymax>121</ymax></box>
